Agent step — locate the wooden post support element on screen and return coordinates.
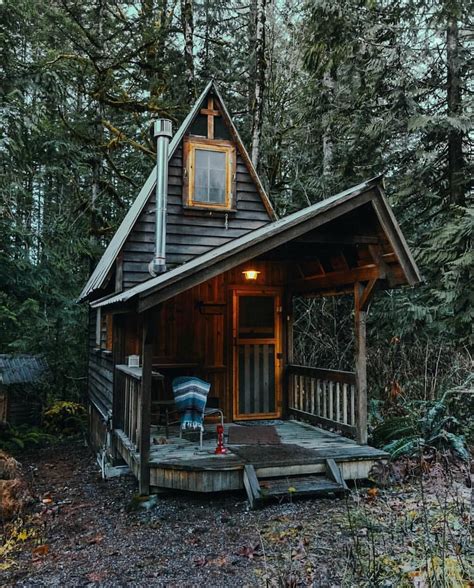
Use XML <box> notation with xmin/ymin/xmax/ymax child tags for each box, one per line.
<box><xmin>354</xmin><ymin>282</ymin><xmax>368</xmax><ymax>445</ymax></box>
<box><xmin>139</xmin><ymin>309</ymin><xmax>153</xmax><ymax>495</ymax></box>
<box><xmin>284</xmin><ymin>294</ymin><xmax>294</xmax><ymax>419</ymax></box>
<box><xmin>110</xmin><ymin>314</ymin><xmax>126</xmax><ymax>463</ymax></box>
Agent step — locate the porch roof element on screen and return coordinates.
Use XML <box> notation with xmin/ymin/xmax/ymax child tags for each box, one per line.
<box><xmin>90</xmin><ymin>175</ymin><xmax>422</xmax><ymax>312</ymax></box>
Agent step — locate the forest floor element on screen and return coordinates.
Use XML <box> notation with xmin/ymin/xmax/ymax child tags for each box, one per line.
<box><xmin>1</xmin><ymin>441</ymin><xmax>472</xmax><ymax>587</ymax></box>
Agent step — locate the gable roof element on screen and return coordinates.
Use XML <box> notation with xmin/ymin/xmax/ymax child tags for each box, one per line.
<box><xmin>90</xmin><ymin>176</ymin><xmax>422</xmax><ymax>312</ymax></box>
<box><xmin>79</xmin><ymin>81</ymin><xmax>276</xmax><ymax>302</ymax></box>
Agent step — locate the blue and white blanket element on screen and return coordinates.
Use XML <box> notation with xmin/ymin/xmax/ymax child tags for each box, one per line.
<box><xmin>172</xmin><ymin>376</ymin><xmax>210</xmax><ymax>432</ymax></box>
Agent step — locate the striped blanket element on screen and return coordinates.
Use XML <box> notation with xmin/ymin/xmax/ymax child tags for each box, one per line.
<box><xmin>172</xmin><ymin>376</ymin><xmax>211</xmax><ymax>431</ymax></box>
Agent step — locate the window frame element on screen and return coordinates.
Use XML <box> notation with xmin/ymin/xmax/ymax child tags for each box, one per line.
<box><xmin>183</xmin><ymin>136</ymin><xmax>236</xmax><ymax>211</ymax></box>
<box><xmin>95</xmin><ymin>308</ymin><xmax>113</xmax><ymax>352</ymax></box>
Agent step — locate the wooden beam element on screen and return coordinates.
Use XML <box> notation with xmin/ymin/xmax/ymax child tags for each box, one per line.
<box><xmin>283</xmin><ymin>295</ymin><xmax>294</xmax><ymax>419</ymax></box>
<box><xmin>138</xmin><ymin>309</ymin><xmax>153</xmax><ymax>495</ymax></box>
<box><xmin>297</xmin><ymin>265</ymin><xmax>380</xmax><ymax>290</ymax></box>
<box><xmin>368</xmin><ymin>244</ymin><xmax>395</xmax><ymax>287</ymax></box>
<box><xmin>354</xmin><ymin>282</ymin><xmax>368</xmax><ymax>445</ymax></box>
<box><xmin>359</xmin><ymin>278</ymin><xmax>378</xmax><ymax>311</ymax></box>
<box><xmin>111</xmin><ymin>314</ymin><xmax>125</xmax><ymax>463</ymax></box>
<box><xmin>295</xmin><ymin>234</ymin><xmax>379</xmax><ymax>245</ymax></box>
<box><xmin>371</xmin><ymin>188</ymin><xmax>422</xmax><ymax>285</ymax></box>
<box><xmin>200</xmin><ymin>96</ymin><xmax>220</xmax><ymax>140</ymax></box>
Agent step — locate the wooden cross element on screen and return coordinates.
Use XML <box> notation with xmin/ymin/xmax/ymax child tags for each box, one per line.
<box><xmin>200</xmin><ymin>96</ymin><xmax>221</xmax><ymax>140</ymax></box>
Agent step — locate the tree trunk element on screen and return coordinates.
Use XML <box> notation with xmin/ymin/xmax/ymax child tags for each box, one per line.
<box><xmin>142</xmin><ymin>0</ymin><xmax>168</xmax><ymax>102</ymax></box>
<box><xmin>446</xmin><ymin>5</ymin><xmax>465</xmax><ymax>206</ymax></box>
<box><xmin>90</xmin><ymin>0</ymin><xmax>105</xmax><ymax>267</ymax></box>
<box><xmin>250</xmin><ymin>0</ymin><xmax>266</xmax><ymax>168</ymax></box>
<box><xmin>181</xmin><ymin>0</ymin><xmax>195</xmax><ymax>103</ymax></box>
<box><xmin>322</xmin><ymin>70</ymin><xmax>334</xmax><ymax>175</ymax></box>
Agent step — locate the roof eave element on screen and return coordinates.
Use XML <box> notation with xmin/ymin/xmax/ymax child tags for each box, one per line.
<box><xmin>92</xmin><ymin>176</ymin><xmax>387</xmax><ymax>311</ymax></box>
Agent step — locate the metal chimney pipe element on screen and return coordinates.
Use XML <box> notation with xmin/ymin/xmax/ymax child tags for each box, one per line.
<box><xmin>149</xmin><ymin>118</ymin><xmax>172</xmax><ymax>276</ymax></box>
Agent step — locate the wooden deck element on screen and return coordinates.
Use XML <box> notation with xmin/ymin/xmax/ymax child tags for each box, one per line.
<box><xmin>114</xmin><ymin>420</ymin><xmax>388</xmax><ymax>494</ymax></box>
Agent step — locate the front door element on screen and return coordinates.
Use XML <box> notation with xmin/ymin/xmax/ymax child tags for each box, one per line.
<box><xmin>233</xmin><ymin>290</ymin><xmax>282</xmax><ymax>419</ymax></box>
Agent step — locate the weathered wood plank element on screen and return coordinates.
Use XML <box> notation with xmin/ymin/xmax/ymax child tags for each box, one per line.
<box><xmin>139</xmin><ymin>310</ymin><xmax>153</xmax><ymax>495</ymax></box>
<box><xmin>287</xmin><ymin>365</ymin><xmax>356</xmax><ymax>384</ymax></box>
<box><xmin>243</xmin><ymin>464</ymin><xmax>262</xmax><ymax>509</ymax></box>
<box><xmin>354</xmin><ymin>282</ymin><xmax>368</xmax><ymax>444</ymax></box>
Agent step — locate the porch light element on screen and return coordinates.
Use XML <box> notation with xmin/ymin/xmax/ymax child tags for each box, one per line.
<box><xmin>242</xmin><ymin>269</ymin><xmax>260</xmax><ymax>281</ymax></box>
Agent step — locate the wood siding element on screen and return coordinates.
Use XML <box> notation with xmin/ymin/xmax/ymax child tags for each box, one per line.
<box><xmin>121</xmin><ymin>144</ymin><xmax>272</xmax><ymax>290</ymax></box>
<box><xmin>116</xmin><ymin>262</ymin><xmax>288</xmax><ymax>421</ymax></box>
<box><xmin>88</xmin><ymin>308</ymin><xmax>114</xmax><ymax>418</ymax></box>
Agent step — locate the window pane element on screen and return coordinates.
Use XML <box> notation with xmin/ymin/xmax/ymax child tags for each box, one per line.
<box><xmin>208</xmin><ymin>169</ymin><xmax>225</xmax><ymax>203</ymax></box>
<box><xmin>208</xmin><ymin>150</ymin><xmax>226</xmax><ymax>170</ymax></box>
<box><xmin>193</xmin><ymin>149</ymin><xmax>226</xmax><ymax>204</ymax></box>
<box><xmin>195</xmin><ymin>149</ymin><xmax>209</xmax><ymax>170</ymax></box>
<box><xmin>238</xmin><ymin>296</ymin><xmax>274</xmax><ymax>339</ymax></box>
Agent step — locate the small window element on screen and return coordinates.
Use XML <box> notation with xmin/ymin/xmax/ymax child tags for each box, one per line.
<box><xmin>184</xmin><ymin>138</ymin><xmax>235</xmax><ymax>210</ymax></box>
<box><xmin>238</xmin><ymin>296</ymin><xmax>275</xmax><ymax>339</ymax></box>
<box><xmin>96</xmin><ymin>309</ymin><xmax>113</xmax><ymax>351</ymax></box>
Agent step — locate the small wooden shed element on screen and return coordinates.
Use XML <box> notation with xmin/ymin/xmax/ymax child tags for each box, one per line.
<box><xmin>80</xmin><ymin>82</ymin><xmax>421</xmax><ymax>498</ymax></box>
<box><xmin>0</xmin><ymin>355</ymin><xmax>47</xmax><ymax>426</ymax></box>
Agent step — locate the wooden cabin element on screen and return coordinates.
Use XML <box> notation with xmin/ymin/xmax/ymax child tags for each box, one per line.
<box><xmin>80</xmin><ymin>82</ymin><xmax>421</xmax><ymax>501</ymax></box>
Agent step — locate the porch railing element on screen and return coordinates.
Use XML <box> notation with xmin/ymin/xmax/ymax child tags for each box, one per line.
<box><xmin>287</xmin><ymin>364</ymin><xmax>357</xmax><ymax>436</ymax></box>
<box><xmin>115</xmin><ymin>365</ymin><xmax>142</xmax><ymax>451</ymax></box>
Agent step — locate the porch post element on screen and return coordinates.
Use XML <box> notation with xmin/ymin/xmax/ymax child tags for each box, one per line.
<box><xmin>283</xmin><ymin>294</ymin><xmax>294</xmax><ymax>419</ymax></box>
<box><xmin>139</xmin><ymin>309</ymin><xmax>153</xmax><ymax>495</ymax></box>
<box><xmin>354</xmin><ymin>282</ymin><xmax>368</xmax><ymax>445</ymax></box>
<box><xmin>111</xmin><ymin>314</ymin><xmax>125</xmax><ymax>463</ymax></box>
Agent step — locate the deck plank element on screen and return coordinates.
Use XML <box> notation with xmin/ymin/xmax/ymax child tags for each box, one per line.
<box><xmin>143</xmin><ymin>420</ymin><xmax>389</xmax><ymax>491</ymax></box>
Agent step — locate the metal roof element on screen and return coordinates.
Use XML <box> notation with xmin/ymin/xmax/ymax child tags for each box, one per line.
<box><xmin>90</xmin><ymin>176</ymin><xmax>422</xmax><ymax>311</ymax></box>
<box><xmin>0</xmin><ymin>355</ymin><xmax>48</xmax><ymax>386</ymax></box>
<box><xmin>79</xmin><ymin>81</ymin><xmax>275</xmax><ymax>302</ymax></box>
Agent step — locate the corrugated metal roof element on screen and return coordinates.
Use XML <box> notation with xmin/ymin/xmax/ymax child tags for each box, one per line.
<box><xmin>0</xmin><ymin>355</ymin><xmax>48</xmax><ymax>386</ymax></box>
<box><xmin>91</xmin><ymin>175</ymin><xmax>421</xmax><ymax>310</ymax></box>
<box><xmin>79</xmin><ymin>81</ymin><xmax>275</xmax><ymax>302</ymax></box>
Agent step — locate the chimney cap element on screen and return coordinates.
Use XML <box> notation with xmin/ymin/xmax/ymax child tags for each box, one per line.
<box><xmin>153</xmin><ymin>118</ymin><xmax>173</xmax><ymax>139</ymax></box>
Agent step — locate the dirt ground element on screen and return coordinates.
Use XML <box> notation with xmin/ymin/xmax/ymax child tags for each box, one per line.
<box><xmin>1</xmin><ymin>441</ymin><xmax>472</xmax><ymax>587</ymax></box>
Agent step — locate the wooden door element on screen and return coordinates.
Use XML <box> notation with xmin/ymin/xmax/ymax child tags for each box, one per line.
<box><xmin>233</xmin><ymin>289</ymin><xmax>282</xmax><ymax>419</ymax></box>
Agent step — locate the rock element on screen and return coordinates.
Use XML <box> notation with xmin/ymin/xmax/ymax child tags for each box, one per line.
<box><xmin>0</xmin><ymin>478</ymin><xmax>31</xmax><ymax>520</ymax></box>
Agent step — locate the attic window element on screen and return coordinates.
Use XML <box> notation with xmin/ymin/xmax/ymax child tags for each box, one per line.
<box><xmin>184</xmin><ymin>137</ymin><xmax>235</xmax><ymax>210</ymax></box>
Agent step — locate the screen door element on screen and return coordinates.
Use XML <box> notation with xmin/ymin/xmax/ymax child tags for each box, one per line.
<box><xmin>234</xmin><ymin>291</ymin><xmax>281</xmax><ymax>418</ymax></box>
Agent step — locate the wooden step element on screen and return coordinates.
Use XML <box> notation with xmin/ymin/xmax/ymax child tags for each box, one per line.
<box><xmin>243</xmin><ymin>458</ymin><xmax>349</xmax><ymax>508</ymax></box>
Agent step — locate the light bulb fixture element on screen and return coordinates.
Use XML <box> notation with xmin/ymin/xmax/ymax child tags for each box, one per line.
<box><xmin>242</xmin><ymin>269</ymin><xmax>260</xmax><ymax>281</ymax></box>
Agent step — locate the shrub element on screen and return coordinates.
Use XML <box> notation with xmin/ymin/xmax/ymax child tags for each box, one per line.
<box><xmin>372</xmin><ymin>392</ymin><xmax>470</xmax><ymax>461</ymax></box>
<box><xmin>42</xmin><ymin>401</ymin><xmax>86</xmax><ymax>436</ymax></box>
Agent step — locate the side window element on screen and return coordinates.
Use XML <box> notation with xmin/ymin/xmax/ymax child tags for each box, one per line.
<box><xmin>96</xmin><ymin>309</ymin><xmax>112</xmax><ymax>351</ymax></box>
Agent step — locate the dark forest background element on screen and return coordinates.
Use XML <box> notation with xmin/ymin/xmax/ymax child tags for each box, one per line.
<box><xmin>1</xmin><ymin>1</ymin><xmax>472</xmax><ymax>421</ymax></box>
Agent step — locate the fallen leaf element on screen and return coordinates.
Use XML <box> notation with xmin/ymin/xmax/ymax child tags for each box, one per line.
<box><xmin>367</xmin><ymin>487</ymin><xmax>379</xmax><ymax>499</ymax></box>
<box><xmin>208</xmin><ymin>555</ymin><xmax>228</xmax><ymax>567</ymax></box>
<box><xmin>237</xmin><ymin>544</ymin><xmax>260</xmax><ymax>559</ymax></box>
<box><xmin>32</xmin><ymin>544</ymin><xmax>49</xmax><ymax>558</ymax></box>
<box><xmin>86</xmin><ymin>571</ymin><xmax>108</xmax><ymax>583</ymax></box>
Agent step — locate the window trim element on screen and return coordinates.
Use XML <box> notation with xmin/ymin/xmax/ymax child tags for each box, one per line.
<box><xmin>183</xmin><ymin>136</ymin><xmax>236</xmax><ymax>211</ymax></box>
<box><xmin>95</xmin><ymin>308</ymin><xmax>113</xmax><ymax>352</ymax></box>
